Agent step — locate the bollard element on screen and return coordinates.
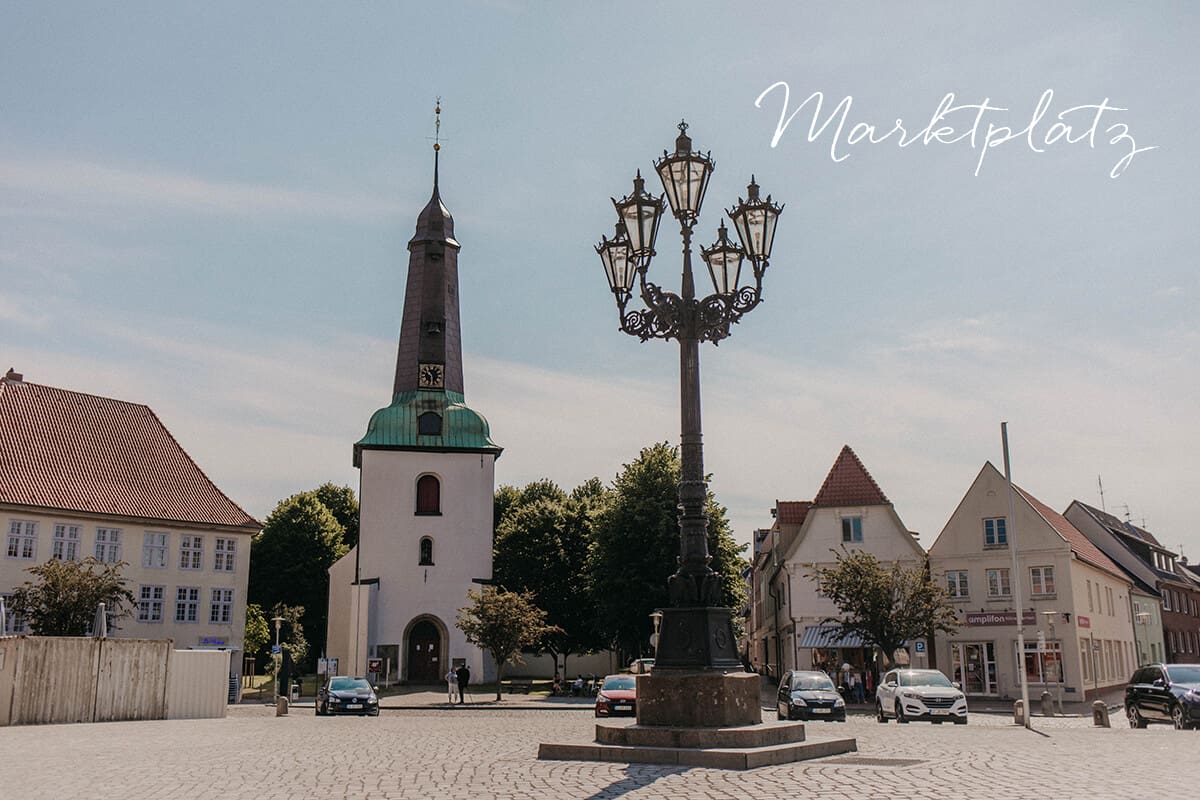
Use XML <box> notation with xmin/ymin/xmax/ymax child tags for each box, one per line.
<box><xmin>1040</xmin><ymin>690</ymin><xmax>1054</xmax><ymax>717</ymax></box>
<box><xmin>1092</xmin><ymin>700</ymin><xmax>1110</xmax><ymax>727</ymax></box>
<box><xmin>1013</xmin><ymin>699</ymin><xmax>1024</xmax><ymax>725</ymax></box>
<box><xmin>276</xmin><ymin>695</ymin><xmax>289</xmax><ymax>716</ymax></box>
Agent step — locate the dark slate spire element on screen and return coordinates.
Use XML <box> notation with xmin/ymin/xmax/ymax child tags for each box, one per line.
<box><xmin>392</xmin><ymin>100</ymin><xmax>464</xmax><ymax>397</ymax></box>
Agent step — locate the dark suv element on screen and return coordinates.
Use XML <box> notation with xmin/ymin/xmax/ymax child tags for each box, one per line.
<box><xmin>1124</xmin><ymin>663</ymin><xmax>1200</xmax><ymax>730</ymax></box>
<box><xmin>776</xmin><ymin>670</ymin><xmax>846</xmax><ymax>721</ymax></box>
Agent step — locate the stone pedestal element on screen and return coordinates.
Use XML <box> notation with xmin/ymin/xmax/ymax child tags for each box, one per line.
<box><xmin>636</xmin><ymin>670</ymin><xmax>760</xmax><ymax>728</ymax></box>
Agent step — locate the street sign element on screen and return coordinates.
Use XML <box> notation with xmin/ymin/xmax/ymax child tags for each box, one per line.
<box><xmin>367</xmin><ymin>658</ymin><xmax>383</xmax><ymax>675</ymax></box>
<box><xmin>271</xmin><ymin>645</ymin><xmax>281</xmax><ymax>655</ymax></box>
<box><xmin>914</xmin><ymin>641</ymin><xmax>926</xmax><ymax>653</ymax></box>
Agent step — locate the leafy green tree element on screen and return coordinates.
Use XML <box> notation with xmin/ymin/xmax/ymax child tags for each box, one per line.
<box><xmin>311</xmin><ymin>482</ymin><xmax>359</xmax><ymax>549</ymax></box>
<box><xmin>811</xmin><ymin>549</ymin><xmax>958</xmax><ymax>668</ymax></box>
<box><xmin>244</xmin><ymin>603</ymin><xmax>271</xmax><ymax>663</ymax></box>
<box><xmin>456</xmin><ymin>587</ymin><xmax>558</xmax><ymax>700</ymax></box>
<box><xmin>588</xmin><ymin>443</ymin><xmax>748</xmax><ymax>662</ymax></box>
<box><xmin>9</xmin><ymin>557</ymin><xmax>135</xmax><ymax>636</ymax></box>
<box><xmin>271</xmin><ymin>602</ymin><xmax>309</xmax><ymax>667</ymax></box>
<box><xmin>249</xmin><ymin>492</ymin><xmax>348</xmax><ymax>665</ymax></box>
<box><xmin>492</xmin><ymin>479</ymin><xmax>608</xmax><ymax>674</ymax></box>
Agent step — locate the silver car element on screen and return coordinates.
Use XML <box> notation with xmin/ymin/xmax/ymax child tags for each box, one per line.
<box><xmin>875</xmin><ymin>668</ymin><xmax>967</xmax><ymax>724</ymax></box>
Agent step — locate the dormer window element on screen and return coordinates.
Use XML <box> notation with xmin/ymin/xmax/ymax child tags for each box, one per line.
<box><xmin>419</xmin><ymin>537</ymin><xmax>434</xmax><ymax>566</ymax></box>
<box><xmin>416</xmin><ymin>474</ymin><xmax>441</xmax><ymax>515</ymax></box>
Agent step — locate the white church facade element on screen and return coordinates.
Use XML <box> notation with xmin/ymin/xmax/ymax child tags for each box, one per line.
<box><xmin>326</xmin><ymin>136</ymin><xmax>502</xmax><ymax>685</ymax></box>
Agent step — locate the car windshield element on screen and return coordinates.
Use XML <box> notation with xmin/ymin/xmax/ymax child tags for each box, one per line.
<box><xmin>603</xmin><ymin>676</ymin><xmax>636</xmax><ymax>691</ymax></box>
<box><xmin>898</xmin><ymin>670</ymin><xmax>952</xmax><ymax>688</ymax></box>
<box><xmin>330</xmin><ymin>678</ymin><xmax>371</xmax><ymax>692</ymax></box>
<box><xmin>793</xmin><ymin>674</ymin><xmax>837</xmax><ymax>691</ymax></box>
<box><xmin>1166</xmin><ymin>665</ymin><xmax>1200</xmax><ymax>684</ymax></box>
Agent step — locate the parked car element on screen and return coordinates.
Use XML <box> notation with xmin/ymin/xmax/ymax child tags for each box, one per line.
<box><xmin>595</xmin><ymin>674</ymin><xmax>637</xmax><ymax>717</ymax></box>
<box><xmin>1124</xmin><ymin>663</ymin><xmax>1200</xmax><ymax>730</ymax></box>
<box><xmin>776</xmin><ymin>670</ymin><xmax>846</xmax><ymax>721</ymax></box>
<box><xmin>316</xmin><ymin>676</ymin><xmax>380</xmax><ymax>716</ymax></box>
<box><xmin>875</xmin><ymin>668</ymin><xmax>967</xmax><ymax>724</ymax></box>
<box><xmin>629</xmin><ymin>658</ymin><xmax>655</xmax><ymax>675</ymax></box>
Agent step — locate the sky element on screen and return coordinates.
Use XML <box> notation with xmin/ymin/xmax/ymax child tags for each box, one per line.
<box><xmin>2</xmin><ymin>2</ymin><xmax>1197</xmax><ymax>561</ymax></box>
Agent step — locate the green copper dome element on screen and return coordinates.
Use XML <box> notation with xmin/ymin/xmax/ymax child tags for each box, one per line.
<box><xmin>354</xmin><ymin>390</ymin><xmax>502</xmax><ymax>466</ymax></box>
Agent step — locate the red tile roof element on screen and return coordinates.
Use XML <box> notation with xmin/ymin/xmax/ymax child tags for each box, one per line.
<box><xmin>1017</xmin><ymin>487</ymin><xmax>1123</xmax><ymax>578</ymax></box>
<box><xmin>775</xmin><ymin>501</ymin><xmax>812</xmax><ymax>526</ymax></box>
<box><xmin>0</xmin><ymin>378</ymin><xmax>259</xmax><ymax>530</ymax></box>
<box><xmin>813</xmin><ymin>445</ymin><xmax>890</xmax><ymax>507</ymax></box>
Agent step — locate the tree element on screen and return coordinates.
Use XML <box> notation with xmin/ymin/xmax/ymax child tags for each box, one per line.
<box><xmin>244</xmin><ymin>603</ymin><xmax>270</xmax><ymax>662</ymax></box>
<box><xmin>9</xmin><ymin>557</ymin><xmax>135</xmax><ymax>636</ymax></box>
<box><xmin>456</xmin><ymin>587</ymin><xmax>558</xmax><ymax>701</ymax></box>
<box><xmin>492</xmin><ymin>479</ymin><xmax>608</xmax><ymax>674</ymax></box>
<box><xmin>248</xmin><ymin>492</ymin><xmax>348</xmax><ymax>664</ymax></box>
<box><xmin>588</xmin><ymin>443</ymin><xmax>749</xmax><ymax>662</ymax></box>
<box><xmin>811</xmin><ymin>549</ymin><xmax>958</xmax><ymax>668</ymax></box>
<box><xmin>311</xmin><ymin>482</ymin><xmax>359</xmax><ymax>549</ymax></box>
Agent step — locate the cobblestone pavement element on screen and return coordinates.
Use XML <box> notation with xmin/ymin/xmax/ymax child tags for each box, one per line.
<box><xmin>2</xmin><ymin>705</ymin><xmax>1196</xmax><ymax>799</ymax></box>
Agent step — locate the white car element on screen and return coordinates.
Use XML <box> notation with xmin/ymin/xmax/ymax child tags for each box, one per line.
<box><xmin>875</xmin><ymin>668</ymin><xmax>968</xmax><ymax>724</ymax></box>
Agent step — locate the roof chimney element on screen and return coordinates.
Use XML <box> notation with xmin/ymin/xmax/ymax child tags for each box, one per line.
<box><xmin>3</xmin><ymin>367</ymin><xmax>23</xmax><ymax>383</ymax></box>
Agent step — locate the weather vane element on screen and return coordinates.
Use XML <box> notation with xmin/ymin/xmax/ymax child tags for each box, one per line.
<box><xmin>434</xmin><ymin>97</ymin><xmax>441</xmax><ymax>152</ymax></box>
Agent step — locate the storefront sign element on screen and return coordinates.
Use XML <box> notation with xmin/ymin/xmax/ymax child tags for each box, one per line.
<box><xmin>965</xmin><ymin>611</ymin><xmax>1037</xmax><ymax>627</ymax></box>
<box><xmin>1077</xmin><ymin>615</ymin><xmax>1090</xmax><ymax>628</ymax></box>
<box><xmin>199</xmin><ymin>636</ymin><xmax>227</xmax><ymax>646</ymax></box>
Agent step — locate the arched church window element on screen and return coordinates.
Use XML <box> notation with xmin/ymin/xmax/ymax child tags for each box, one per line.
<box><xmin>416</xmin><ymin>474</ymin><xmax>441</xmax><ymax>515</ymax></box>
<box><xmin>419</xmin><ymin>537</ymin><xmax>434</xmax><ymax>566</ymax></box>
<box><xmin>418</xmin><ymin>412</ymin><xmax>442</xmax><ymax>436</ymax></box>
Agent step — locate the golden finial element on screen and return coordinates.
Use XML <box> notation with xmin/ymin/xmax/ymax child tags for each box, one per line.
<box><xmin>433</xmin><ymin>97</ymin><xmax>441</xmax><ymax>152</ymax></box>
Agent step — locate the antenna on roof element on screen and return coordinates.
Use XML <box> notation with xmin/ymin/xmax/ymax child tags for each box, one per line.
<box><xmin>1097</xmin><ymin>474</ymin><xmax>1105</xmax><ymax>513</ymax></box>
<box><xmin>1117</xmin><ymin>503</ymin><xmax>1131</xmax><ymax>523</ymax></box>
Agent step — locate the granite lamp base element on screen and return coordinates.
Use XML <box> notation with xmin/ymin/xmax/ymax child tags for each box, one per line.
<box><xmin>636</xmin><ymin>670</ymin><xmax>761</xmax><ymax>728</ymax></box>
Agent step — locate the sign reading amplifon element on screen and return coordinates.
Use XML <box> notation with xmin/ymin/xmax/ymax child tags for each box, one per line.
<box><xmin>965</xmin><ymin>611</ymin><xmax>1037</xmax><ymax>627</ymax></box>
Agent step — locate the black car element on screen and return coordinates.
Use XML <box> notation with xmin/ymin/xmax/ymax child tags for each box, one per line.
<box><xmin>317</xmin><ymin>676</ymin><xmax>380</xmax><ymax>716</ymax></box>
<box><xmin>776</xmin><ymin>670</ymin><xmax>847</xmax><ymax>721</ymax></box>
<box><xmin>1124</xmin><ymin>663</ymin><xmax>1200</xmax><ymax>730</ymax></box>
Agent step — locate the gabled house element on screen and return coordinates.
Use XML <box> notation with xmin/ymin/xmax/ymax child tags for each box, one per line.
<box><xmin>750</xmin><ymin>446</ymin><xmax>925</xmax><ymax>683</ymax></box>
<box><xmin>0</xmin><ymin>370</ymin><xmax>260</xmax><ymax>693</ymax></box>
<box><xmin>1066</xmin><ymin>501</ymin><xmax>1200</xmax><ymax>665</ymax></box>
<box><xmin>929</xmin><ymin>463</ymin><xmax>1135</xmax><ymax>701</ymax></box>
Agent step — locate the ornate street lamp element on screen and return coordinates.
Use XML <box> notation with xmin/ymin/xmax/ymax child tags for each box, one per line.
<box><xmin>596</xmin><ymin>121</ymin><xmax>783</xmax><ymax>681</ymax></box>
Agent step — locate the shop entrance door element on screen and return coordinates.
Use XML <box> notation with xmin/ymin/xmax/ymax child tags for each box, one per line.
<box><xmin>951</xmin><ymin>642</ymin><xmax>997</xmax><ymax>695</ymax></box>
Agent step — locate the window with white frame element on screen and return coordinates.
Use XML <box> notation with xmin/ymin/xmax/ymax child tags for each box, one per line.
<box><xmin>986</xmin><ymin>568</ymin><xmax>1011</xmax><ymax>598</ymax></box>
<box><xmin>52</xmin><ymin>524</ymin><xmax>80</xmax><ymax>560</ymax></box>
<box><xmin>2</xmin><ymin>593</ymin><xmax>27</xmax><ymax>634</ymax></box>
<box><xmin>1088</xmin><ymin>581</ymin><xmax>1094</xmax><ymax>612</ymax></box>
<box><xmin>95</xmin><ymin>527</ymin><xmax>121</xmax><ymax>563</ymax></box>
<box><xmin>143</xmin><ymin>532</ymin><xmax>168</xmax><ymax>568</ymax></box>
<box><xmin>138</xmin><ymin>585</ymin><xmax>165</xmax><ymax>623</ymax></box>
<box><xmin>1030</xmin><ymin>566</ymin><xmax>1055</xmax><ymax>596</ymax></box>
<box><xmin>6</xmin><ymin>519</ymin><xmax>38</xmax><ymax>560</ymax></box>
<box><xmin>175</xmin><ymin>587</ymin><xmax>200</xmax><ymax>623</ymax></box>
<box><xmin>1106</xmin><ymin>586</ymin><xmax>1114</xmax><ymax>616</ymax></box>
<box><xmin>1079</xmin><ymin>637</ymin><xmax>1091</xmax><ymax>683</ymax></box>
<box><xmin>214</xmin><ymin>538</ymin><xmax>236</xmax><ymax>572</ymax></box>
<box><xmin>983</xmin><ymin>517</ymin><xmax>1007</xmax><ymax>547</ymax></box>
<box><xmin>209</xmin><ymin>588</ymin><xmax>233</xmax><ymax>624</ymax></box>
<box><xmin>946</xmin><ymin>570</ymin><xmax>969</xmax><ymax>599</ymax></box>
<box><xmin>841</xmin><ymin>516</ymin><xmax>863</xmax><ymax>543</ymax></box>
<box><xmin>179</xmin><ymin>535</ymin><xmax>203</xmax><ymax>570</ymax></box>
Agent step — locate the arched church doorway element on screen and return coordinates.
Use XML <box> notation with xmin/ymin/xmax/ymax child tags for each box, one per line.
<box><xmin>406</xmin><ymin>619</ymin><xmax>442</xmax><ymax>683</ymax></box>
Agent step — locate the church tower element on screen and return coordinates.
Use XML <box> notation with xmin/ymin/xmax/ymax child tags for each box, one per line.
<box><xmin>327</xmin><ymin>106</ymin><xmax>502</xmax><ymax>683</ymax></box>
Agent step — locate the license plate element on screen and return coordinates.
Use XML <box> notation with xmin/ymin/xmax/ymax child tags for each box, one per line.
<box><xmin>932</xmin><ymin>709</ymin><xmax>950</xmax><ymax>715</ymax></box>
<box><xmin>614</xmin><ymin>704</ymin><xmax>631</xmax><ymax>712</ymax></box>
<box><xmin>812</xmin><ymin>708</ymin><xmax>831</xmax><ymax>714</ymax></box>
<box><xmin>346</xmin><ymin>703</ymin><xmax>363</xmax><ymax>710</ymax></box>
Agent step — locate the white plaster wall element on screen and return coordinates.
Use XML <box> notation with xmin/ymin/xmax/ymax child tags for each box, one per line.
<box><xmin>357</xmin><ymin>450</ymin><xmax>496</xmax><ymax>681</ymax></box>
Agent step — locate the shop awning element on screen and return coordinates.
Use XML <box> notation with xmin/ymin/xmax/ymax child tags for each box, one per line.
<box><xmin>798</xmin><ymin>625</ymin><xmax>865</xmax><ymax>649</ymax></box>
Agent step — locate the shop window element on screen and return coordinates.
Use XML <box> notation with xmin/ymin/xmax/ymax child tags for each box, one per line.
<box><xmin>416</xmin><ymin>475</ymin><xmax>441</xmax><ymax>515</ymax></box>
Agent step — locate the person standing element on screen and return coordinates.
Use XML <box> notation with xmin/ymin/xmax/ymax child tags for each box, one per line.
<box><xmin>445</xmin><ymin>667</ymin><xmax>457</xmax><ymax>704</ymax></box>
<box><xmin>455</xmin><ymin>664</ymin><xmax>470</xmax><ymax>704</ymax></box>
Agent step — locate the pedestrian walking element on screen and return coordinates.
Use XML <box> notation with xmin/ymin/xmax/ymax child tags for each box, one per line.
<box><xmin>445</xmin><ymin>668</ymin><xmax>457</xmax><ymax>703</ymax></box>
<box><xmin>455</xmin><ymin>664</ymin><xmax>470</xmax><ymax>704</ymax></box>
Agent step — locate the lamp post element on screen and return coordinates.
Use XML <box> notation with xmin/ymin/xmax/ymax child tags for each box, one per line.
<box><xmin>596</xmin><ymin>121</ymin><xmax>783</xmax><ymax>674</ymax></box>
<box><xmin>649</xmin><ymin>609</ymin><xmax>663</xmax><ymax>655</ymax></box>
<box><xmin>1041</xmin><ymin>610</ymin><xmax>1063</xmax><ymax>713</ymax></box>
<box><xmin>271</xmin><ymin>615</ymin><xmax>284</xmax><ymax>701</ymax></box>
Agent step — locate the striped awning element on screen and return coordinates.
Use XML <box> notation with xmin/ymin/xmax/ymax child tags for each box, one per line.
<box><xmin>798</xmin><ymin>625</ymin><xmax>865</xmax><ymax>649</ymax></box>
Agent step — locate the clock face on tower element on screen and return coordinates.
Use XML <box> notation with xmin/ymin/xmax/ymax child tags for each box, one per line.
<box><xmin>418</xmin><ymin>363</ymin><xmax>445</xmax><ymax>389</ymax></box>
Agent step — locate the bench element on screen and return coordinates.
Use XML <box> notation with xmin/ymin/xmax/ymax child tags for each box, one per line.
<box><xmin>503</xmin><ymin>679</ymin><xmax>533</xmax><ymax>694</ymax></box>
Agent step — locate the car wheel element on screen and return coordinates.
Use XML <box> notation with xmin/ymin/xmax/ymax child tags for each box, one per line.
<box><xmin>896</xmin><ymin>702</ymin><xmax>909</xmax><ymax>723</ymax></box>
<box><xmin>876</xmin><ymin>701</ymin><xmax>887</xmax><ymax>723</ymax></box>
<box><xmin>1127</xmin><ymin>705</ymin><xmax>1147</xmax><ymax>729</ymax></box>
<box><xmin>1172</xmin><ymin>704</ymin><xmax>1187</xmax><ymax>730</ymax></box>
<box><xmin>954</xmin><ymin>716</ymin><xmax>968</xmax><ymax>725</ymax></box>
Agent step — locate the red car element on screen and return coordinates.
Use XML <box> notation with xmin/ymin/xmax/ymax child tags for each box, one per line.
<box><xmin>594</xmin><ymin>674</ymin><xmax>637</xmax><ymax>717</ymax></box>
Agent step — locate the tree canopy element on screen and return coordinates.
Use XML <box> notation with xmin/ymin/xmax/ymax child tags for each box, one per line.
<box><xmin>588</xmin><ymin>443</ymin><xmax>748</xmax><ymax>661</ymax></box>
<box><xmin>811</xmin><ymin>549</ymin><xmax>958</xmax><ymax>668</ymax></box>
<box><xmin>456</xmin><ymin>587</ymin><xmax>557</xmax><ymax>700</ymax></box>
<box><xmin>311</xmin><ymin>482</ymin><xmax>359</xmax><ymax>549</ymax></box>
<box><xmin>248</xmin><ymin>490</ymin><xmax>349</xmax><ymax>664</ymax></box>
<box><xmin>9</xmin><ymin>556</ymin><xmax>135</xmax><ymax>636</ymax></box>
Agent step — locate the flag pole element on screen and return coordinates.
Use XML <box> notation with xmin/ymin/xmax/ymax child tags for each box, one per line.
<box><xmin>1002</xmin><ymin>422</ymin><xmax>1031</xmax><ymax>729</ymax></box>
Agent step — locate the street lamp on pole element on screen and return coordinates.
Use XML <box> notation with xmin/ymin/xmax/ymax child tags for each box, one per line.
<box><xmin>271</xmin><ymin>615</ymin><xmax>284</xmax><ymax>700</ymax></box>
<box><xmin>596</xmin><ymin>121</ymin><xmax>783</xmax><ymax>672</ymax></box>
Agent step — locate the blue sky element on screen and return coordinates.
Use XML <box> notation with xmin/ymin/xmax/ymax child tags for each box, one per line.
<box><xmin>3</xmin><ymin>2</ymin><xmax>1197</xmax><ymax>560</ymax></box>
